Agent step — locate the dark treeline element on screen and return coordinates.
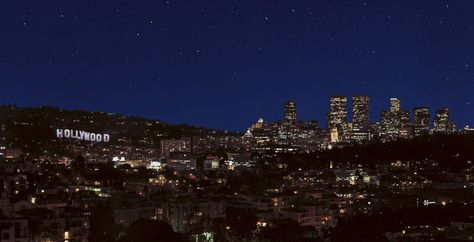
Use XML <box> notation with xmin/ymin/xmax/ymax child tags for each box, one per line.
<box><xmin>269</xmin><ymin>134</ymin><xmax>474</xmax><ymax>171</ymax></box>
<box><xmin>331</xmin><ymin>202</ymin><xmax>474</xmax><ymax>242</ymax></box>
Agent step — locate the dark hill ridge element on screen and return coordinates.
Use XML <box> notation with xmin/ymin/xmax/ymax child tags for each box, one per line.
<box><xmin>267</xmin><ymin>134</ymin><xmax>474</xmax><ymax>172</ymax></box>
<box><xmin>0</xmin><ymin>105</ymin><xmax>239</xmax><ymax>154</ymax></box>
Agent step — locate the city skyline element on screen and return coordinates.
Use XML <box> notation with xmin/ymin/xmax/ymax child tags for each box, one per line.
<box><xmin>2</xmin><ymin>94</ymin><xmax>465</xmax><ymax>132</ymax></box>
<box><xmin>1</xmin><ymin>1</ymin><xmax>473</xmax><ymax>130</ymax></box>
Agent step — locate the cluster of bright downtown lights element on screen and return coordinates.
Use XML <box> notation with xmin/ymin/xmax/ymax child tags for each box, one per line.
<box><xmin>278</xmin><ymin>96</ymin><xmax>459</xmax><ymax>131</ymax></box>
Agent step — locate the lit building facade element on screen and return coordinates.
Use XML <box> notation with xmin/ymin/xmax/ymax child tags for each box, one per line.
<box><xmin>433</xmin><ymin>108</ymin><xmax>449</xmax><ymax>133</ymax></box>
<box><xmin>380</xmin><ymin>97</ymin><xmax>406</xmax><ymax>137</ymax></box>
<box><xmin>284</xmin><ymin>101</ymin><xmax>297</xmax><ymax>125</ymax></box>
<box><xmin>352</xmin><ymin>95</ymin><xmax>369</xmax><ymax>130</ymax></box>
<box><xmin>160</xmin><ymin>138</ymin><xmax>192</xmax><ymax>157</ymax></box>
<box><xmin>380</xmin><ymin>111</ymin><xmax>400</xmax><ymax>135</ymax></box>
<box><xmin>401</xmin><ymin>110</ymin><xmax>410</xmax><ymax>128</ymax></box>
<box><xmin>390</xmin><ymin>98</ymin><xmax>401</xmax><ymax>113</ymax></box>
<box><xmin>413</xmin><ymin>107</ymin><xmax>430</xmax><ymax>136</ymax></box>
<box><xmin>167</xmin><ymin>152</ymin><xmax>196</xmax><ymax>171</ymax></box>
<box><xmin>327</xmin><ymin>96</ymin><xmax>348</xmax><ymax>133</ymax></box>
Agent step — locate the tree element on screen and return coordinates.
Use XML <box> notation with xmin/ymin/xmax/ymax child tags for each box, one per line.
<box><xmin>88</xmin><ymin>203</ymin><xmax>118</xmax><ymax>242</ymax></box>
<box><xmin>259</xmin><ymin>219</ymin><xmax>311</xmax><ymax>242</ymax></box>
<box><xmin>72</xmin><ymin>154</ymin><xmax>86</xmax><ymax>175</ymax></box>
<box><xmin>225</xmin><ymin>207</ymin><xmax>257</xmax><ymax>240</ymax></box>
<box><xmin>120</xmin><ymin>219</ymin><xmax>187</xmax><ymax>242</ymax></box>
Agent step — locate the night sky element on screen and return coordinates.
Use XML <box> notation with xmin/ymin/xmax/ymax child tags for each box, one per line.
<box><xmin>1</xmin><ymin>0</ymin><xmax>473</xmax><ymax>130</ymax></box>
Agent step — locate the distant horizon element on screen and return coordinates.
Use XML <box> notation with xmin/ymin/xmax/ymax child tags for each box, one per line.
<box><xmin>3</xmin><ymin>94</ymin><xmax>470</xmax><ymax>132</ymax></box>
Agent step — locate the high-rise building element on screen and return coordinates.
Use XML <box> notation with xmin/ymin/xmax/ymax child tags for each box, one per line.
<box><xmin>327</xmin><ymin>96</ymin><xmax>348</xmax><ymax>131</ymax></box>
<box><xmin>352</xmin><ymin>95</ymin><xmax>369</xmax><ymax>130</ymax></box>
<box><xmin>413</xmin><ymin>107</ymin><xmax>430</xmax><ymax>136</ymax></box>
<box><xmin>401</xmin><ymin>110</ymin><xmax>410</xmax><ymax>127</ymax></box>
<box><xmin>390</xmin><ymin>98</ymin><xmax>401</xmax><ymax>113</ymax></box>
<box><xmin>380</xmin><ymin>98</ymin><xmax>403</xmax><ymax>136</ymax></box>
<box><xmin>380</xmin><ymin>111</ymin><xmax>400</xmax><ymax>134</ymax></box>
<box><xmin>433</xmin><ymin>108</ymin><xmax>449</xmax><ymax>133</ymax></box>
<box><xmin>280</xmin><ymin>101</ymin><xmax>298</xmax><ymax>145</ymax></box>
<box><xmin>284</xmin><ymin>101</ymin><xmax>297</xmax><ymax>125</ymax></box>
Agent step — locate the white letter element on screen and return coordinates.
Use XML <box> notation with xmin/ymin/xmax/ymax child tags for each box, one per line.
<box><xmin>96</xmin><ymin>134</ymin><xmax>102</xmax><ymax>142</ymax></box>
<box><xmin>56</xmin><ymin>129</ymin><xmax>63</xmax><ymax>138</ymax></box>
<box><xmin>103</xmin><ymin>134</ymin><xmax>110</xmax><ymax>142</ymax></box>
<box><xmin>79</xmin><ymin>131</ymin><xmax>85</xmax><ymax>140</ymax></box>
<box><xmin>90</xmin><ymin>133</ymin><xmax>96</xmax><ymax>142</ymax></box>
<box><xmin>64</xmin><ymin>129</ymin><xmax>70</xmax><ymax>138</ymax></box>
<box><xmin>84</xmin><ymin>132</ymin><xmax>90</xmax><ymax>141</ymax></box>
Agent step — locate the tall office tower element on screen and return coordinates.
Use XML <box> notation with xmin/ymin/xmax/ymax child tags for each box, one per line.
<box><xmin>284</xmin><ymin>101</ymin><xmax>297</xmax><ymax>125</ymax></box>
<box><xmin>352</xmin><ymin>95</ymin><xmax>369</xmax><ymax>130</ymax></box>
<box><xmin>390</xmin><ymin>98</ymin><xmax>401</xmax><ymax>113</ymax></box>
<box><xmin>433</xmin><ymin>108</ymin><xmax>449</xmax><ymax>133</ymax></box>
<box><xmin>401</xmin><ymin>110</ymin><xmax>410</xmax><ymax>127</ymax></box>
<box><xmin>380</xmin><ymin>111</ymin><xmax>399</xmax><ymax>134</ymax></box>
<box><xmin>380</xmin><ymin>98</ymin><xmax>402</xmax><ymax>135</ymax></box>
<box><xmin>327</xmin><ymin>96</ymin><xmax>348</xmax><ymax>130</ymax></box>
<box><xmin>413</xmin><ymin>107</ymin><xmax>430</xmax><ymax>136</ymax></box>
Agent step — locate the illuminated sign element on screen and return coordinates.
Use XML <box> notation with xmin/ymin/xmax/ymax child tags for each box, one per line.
<box><xmin>56</xmin><ymin>128</ymin><xmax>110</xmax><ymax>142</ymax></box>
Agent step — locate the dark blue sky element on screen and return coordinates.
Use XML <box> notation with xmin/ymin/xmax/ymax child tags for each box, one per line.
<box><xmin>1</xmin><ymin>0</ymin><xmax>473</xmax><ymax>130</ymax></box>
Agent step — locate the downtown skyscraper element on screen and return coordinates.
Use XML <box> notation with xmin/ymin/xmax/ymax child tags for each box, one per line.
<box><xmin>380</xmin><ymin>97</ymin><xmax>403</xmax><ymax>136</ymax></box>
<box><xmin>433</xmin><ymin>108</ymin><xmax>450</xmax><ymax>133</ymax></box>
<box><xmin>284</xmin><ymin>101</ymin><xmax>297</xmax><ymax>126</ymax></box>
<box><xmin>390</xmin><ymin>98</ymin><xmax>401</xmax><ymax>113</ymax></box>
<box><xmin>352</xmin><ymin>95</ymin><xmax>369</xmax><ymax>130</ymax></box>
<box><xmin>327</xmin><ymin>96</ymin><xmax>348</xmax><ymax>131</ymax></box>
<box><xmin>413</xmin><ymin>107</ymin><xmax>430</xmax><ymax>136</ymax></box>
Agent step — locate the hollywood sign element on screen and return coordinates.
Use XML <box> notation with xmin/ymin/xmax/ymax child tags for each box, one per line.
<box><xmin>56</xmin><ymin>128</ymin><xmax>110</xmax><ymax>143</ymax></box>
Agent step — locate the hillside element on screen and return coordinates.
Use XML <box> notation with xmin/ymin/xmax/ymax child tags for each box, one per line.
<box><xmin>0</xmin><ymin>105</ymin><xmax>236</xmax><ymax>154</ymax></box>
